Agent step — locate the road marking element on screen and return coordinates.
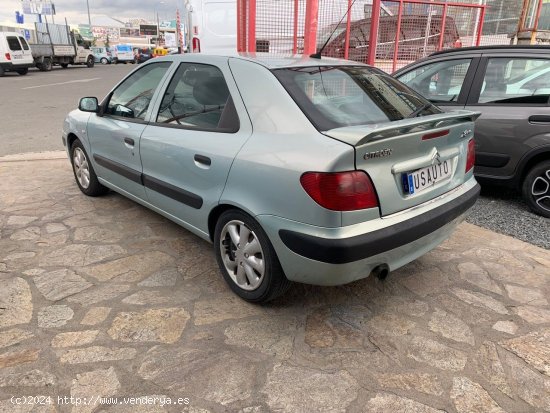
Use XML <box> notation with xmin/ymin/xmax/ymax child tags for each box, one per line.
<box><xmin>22</xmin><ymin>78</ymin><xmax>101</xmax><ymax>90</ymax></box>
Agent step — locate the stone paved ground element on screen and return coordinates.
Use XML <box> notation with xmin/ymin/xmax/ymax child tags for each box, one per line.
<box><xmin>0</xmin><ymin>158</ymin><xmax>549</xmax><ymax>413</ymax></box>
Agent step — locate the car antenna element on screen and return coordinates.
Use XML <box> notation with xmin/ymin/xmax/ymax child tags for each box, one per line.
<box><xmin>310</xmin><ymin>0</ymin><xmax>358</xmax><ymax>59</ymax></box>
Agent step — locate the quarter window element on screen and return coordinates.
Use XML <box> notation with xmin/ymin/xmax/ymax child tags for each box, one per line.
<box><xmin>105</xmin><ymin>62</ymin><xmax>171</xmax><ymax>120</ymax></box>
<box><xmin>478</xmin><ymin>58</ymin><xmax>550</xmax><ymax>104</ymax></box>
<box><xmin>6</xmin><ymin>36</ymin><xmax>22</xmax><ymax>51</ymax></box>
<box><xmin>156</xmin><ymin>63</ymin><xmax>239</xmax><ymax>132</ymax></box>
<box><xmin>398</xmin><ymin>59</ymin><xmax>472</xmax><ymax>103</ymax></box>
<box><xmin>18</xmin><ymin>37</ymin><xmax>29</xmax><ymax>50</ymax></box>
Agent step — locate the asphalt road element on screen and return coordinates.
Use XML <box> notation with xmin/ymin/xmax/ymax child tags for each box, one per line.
<box><xmin>0</xmin><ymin>63</ymin><xmax>548</xmax><ymax>249</ymax></box>
<box><xmin>0</xmin><ymin>63</ymin><xmax>134</xmax><ymax>156</ymax></box>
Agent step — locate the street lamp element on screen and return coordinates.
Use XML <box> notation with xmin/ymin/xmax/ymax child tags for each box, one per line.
<box><xmin>154</xmin><ymin>1</ymin><xmax>166</xmax><ymax>47</ymax></box>
<box><xmin>86</xmin><ymin>0</ymin><xmax>91</xmax><ymax>27</ymax></box>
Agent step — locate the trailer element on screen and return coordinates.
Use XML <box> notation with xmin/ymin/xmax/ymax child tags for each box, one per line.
<box><xmin>30</xmin><ymin>21</ymin><xmax>95</xmax><ymax>71</ymax></box>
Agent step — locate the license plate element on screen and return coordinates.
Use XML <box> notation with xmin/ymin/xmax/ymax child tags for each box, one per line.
<box><xmin>403</xmin><ymin>160</ymin><xmax>452</xmax><ymax>195</ymax></box>
<box><xmin>13</xmin><ymin>55</ymin><xmax>23</xmax><ymax>59</ymax></box>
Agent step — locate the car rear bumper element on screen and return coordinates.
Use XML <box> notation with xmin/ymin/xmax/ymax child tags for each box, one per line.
<box><xmin>258</xmin><ymin>177</ymin><xmax>479</xmax><ymax>286</ymax></box>
<box><xmin>0</xmin><ymin>62</ymin><xmax>34</xmax><ymax>70</ymax></box>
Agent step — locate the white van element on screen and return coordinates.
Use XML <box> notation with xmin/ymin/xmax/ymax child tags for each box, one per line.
<box><xmin>186</xmin><ymin>0</ymin><xmax>237</xmax><ymax>54</ymax></box>
<box><xmin>0</xmin><ymin>32</ymin><xmax>34</xmax><ymax>76</ymax></box>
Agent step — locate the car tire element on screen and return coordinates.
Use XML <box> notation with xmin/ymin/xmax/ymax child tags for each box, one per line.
<box><xmin>100</xmin><ymin>57</ymin><xmax>108</xmax><ymax>65</ymax></box>
<box><xmin>522</xmin><ymin>160</ymin><xmax>550</xmax><ymax>218</ymax></box>
<box><xmin>16</xmin><ymin>68</ymin><xmax>28</xmax><ymax>75</ymax></box>
<box><xmin>60</xmin><ymin>63</ymin><xmax>68</xmax><ymax>68</ymax></box>
<box><xmin>86</xmin><ymin>56</ymin><xmax>94</xmax><ymax>68</ymax></box>
<box><xmin>70</xmin><ymin>140</ymin><xmax>108</xmax><ymax>197</ymax></box>
<box><xmin>39</xmin><ymin>58</ymin><xmax>52</xmax><ymax>72</ymax></box>
<box><xmin>214</xmin><ymin>210</ymin><xmax>291</xmax><ymax>303</ymax></box>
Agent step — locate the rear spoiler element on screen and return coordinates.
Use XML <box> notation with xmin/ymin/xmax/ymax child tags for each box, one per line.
<box><xmin>323</xmin><ymin>110</ymin><xmax>481</xmax><ymax>147</ymax></box>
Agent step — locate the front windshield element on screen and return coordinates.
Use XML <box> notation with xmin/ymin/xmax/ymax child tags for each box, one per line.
<box><xmin>273</xmin><ymin>66</ymin><xmax>440</xmax><ymax>131</ymax></box>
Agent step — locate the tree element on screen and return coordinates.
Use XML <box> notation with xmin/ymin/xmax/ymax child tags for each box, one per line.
<box><xmin>104</xmin><ymin>35</ymin><xmax>110</xmax><ymax>48</ymax></box>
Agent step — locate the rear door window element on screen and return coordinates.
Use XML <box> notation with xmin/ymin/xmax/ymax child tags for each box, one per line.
<box><xmin>397</xmin><ymin>58</ymin><xmax>472</xmax><ymax>103</ymax></box>
<box><xmin>6</xmin><ymin>36</ymin><xmax>22</xmax><ymax>51</ymax></box>
<box><xmin>18</xmin><ymin>37</ymin><xmax>29</xmax><ymax>50</ymax></box>
<box><xmin>477</xmin><ymin>58</ymin><xmax>550</xmax><ymax>104</ymax></box>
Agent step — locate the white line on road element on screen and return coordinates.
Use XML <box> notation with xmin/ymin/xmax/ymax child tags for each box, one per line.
<box><xmin>22</xmin><ymin>78</ymin><xmax>102</xmax><ymax>90</ymax></box>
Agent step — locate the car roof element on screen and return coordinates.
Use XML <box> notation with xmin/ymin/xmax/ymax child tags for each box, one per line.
<box><xmin>430</xmin><ymin>45</ymin><xmax>550</xmax><ymax>57</ymax></box>
<box><xmin>156</xmin><ymin>52</ymin><xmax>368</xmax><ymax>69</ymax></box>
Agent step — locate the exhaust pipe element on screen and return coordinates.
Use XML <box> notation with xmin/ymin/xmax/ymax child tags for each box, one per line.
<box><xmin>371</xmin><ymin>264</ymin><xmax>390</xmax><ymax>280</ymax></box>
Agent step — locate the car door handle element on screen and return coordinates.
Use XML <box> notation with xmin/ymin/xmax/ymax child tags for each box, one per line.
<box><xmin>194</xmin><ymin>154</ymin><xmax>211</xmax><ymax>167</ymax></box>
<box><xmin>528</xmin><ymin>115</ymin><xmax>550</xmax><ymax>124</ymax></box>
<box><xmin>123</xmin><ymin>137</ymin><xmax>135</xmax><ymax>147</ymax></box>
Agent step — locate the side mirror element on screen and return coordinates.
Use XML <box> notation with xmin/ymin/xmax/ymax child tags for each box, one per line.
<box><xmin>79</xmin><ymin>97</ymin><xmax>99</xmax><ymax>113</ymax></box>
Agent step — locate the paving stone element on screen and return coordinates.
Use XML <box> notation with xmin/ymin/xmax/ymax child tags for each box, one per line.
<box><xmin>67</xmin><ymin>284</ymin><xmax>130</xmax><ymax>306</ymax></box>
<box><xmin>0</xmin><ymin>349</ymin><xmax>40</xmax><ymax>368</ymax></box>
<box><xmin>7</xmin><ymin>215</ymin><xmax>38</xmax><ymax>226</ymax></box>
<box><xmin>37</xmin><ymin>305</ymin><xmax>74</xmax><ymax>328</ymax></box>
<box><xmin>0</xmin><ymin>277</ymin><xmax>33</xmax><ymax>328</ymax></box>
<box><xmin>194</xmin><ymin>296</ymin><xmax>263</xmax><ymax>325</ymax></box>
<box><xmin>452</xmin><ymin>288</ymin><xmax>509</xmax><ymax>315</ymax></box>
<box><xmin>501</xmin><ymin>349</ymin><xmax>550</xmax><ymax>410</ymax></box>
<box><xmin>376</xmin><ymin>373</ymin><xmax>444</xmax><ymax>396</ymax></box>
<box><xmin>367</xmin><ymin>313</ymin><xmax>416</xmax><ymax>337</ymax></box>
<box><xmin>365</xmin><ymin>393</ymin><xmax>443</xmax><ymax>413</ymax></box>
<box><xmin>100</xmin><ymin>395</ymin><xmax>170</xmax><ymax>412</ymax></box>
<box><xmin>80</xmin><ymin>307</ymin><xmax>111</xmax><ymax>325</ymax></box>
<box><xmin>224</xmin><ymin>318</ymin><xmax>297</xmax><ymax>359</ymax></box>
<box><xmin>473</xmin><ymin>342</ymin><xmax>512</xmax><ymax>397</ymax></box>
<box><xmin>121</xmin><ymin>291</ymin><xmax>172</xmax><ymax>306</ymax></box>
<box><xmin>73</xmin><ymin>226</ymin><xmax>123</xmax><ymax>243</ymax></box>
<box><xmin>83</xmin><ymin>251</ymin><xmax>175</xmax><ymax>282</ymax></box>
<box><xmin>51</xmin><ymin>330</ymin><xmax>99</xmax><ymax>348</ymax></box>
<box><xmin>0</xmin><ymin>263</ymin><xmax>6</xmax><ymax>272</ymax></box>
<box><xmin>44</xmin><ymin>223</ymin><xmax>67</xmax><ymax>234</ymax></box>
<box><xmin>305</xmin><ymin>308</ymin><xmax>365</xmax><ymax>349</ymax></box>
<box><xmin>504</xmin><ymin>284</ymin><xmax>548</xmax><ymax>306</ymax></box>
<box><xmin>4</xmin><ymin>251</ymin><xmax>36</xmax><ymax>261</ymax></box>
<box><xmin>0</xmin><ymin>329</ymin><xmax>33</xmax><ymax>349</ymax></box>
<box><xmin>0</xmin><ymin>369</ymin><xmax>56</xmax><ymax>387</ymax></box>
<box><xmin>108</xmin><ymin>308</ymin><xmax>190</xmax><ymax>343</ymax></box>
<box><xmin>451</xmin><ymin>377</ymin><xmax>505</xmax><ymax>413</ymax></box>
<box><xmin>458</xmin><ymin>262</ymin><xmax>503</xmax><ymax>295</ymax></box>
<box><xmin>39</xmin><ymin>244</ymin><xmax>125</xmax><ymax>267</ymax></box>
<box><xmin>22</xmin><ymin>268</ymin><xmax>46</xmax><ymax>276</ymax></box>
<box><xmin>428</xmin><ymin>308</ymin><xmax>475</xmax><ymax>345</ymax></box>
<box><xmin>407</xmin><ymin>337</ymin><xmax>467</xmax><ymax>371</ymax></box>
<box><xmin>437</xmin><ymin>294</ymin><xmax>492</xmax><ymax>324</ymax></box>
<box><xmin>398</xmin><ymin>267</ymin><xmax>452</xmax><ymax>297</ymax></box>
<box><xmin>139</xmin><ymin>346</ymin><xmax>258</xmax><ymax>406</ymax></box>
<box><xmin>138</xmin><ymin>269</ymin><xmax>179</xmax><ymax>287</ymax></box>
<box><xmin>514</xmin><ymin>305</ymin><xmax>550</xmax><ymax>324</ymax></box>
<box><xmin>33</xmin><ymin>269</ymin><xmax>93</xmax><ymax>301</ymax></box>
<box><xmin>262</xmin><ymin>364</ymin><xmax>358</xmax><ymax>413</ymax></box>
<box><xmin>500</xmin><ymin>329</ymin><xmax>550</xmax><ymax>377</ymax></box>
<box><xmin>59</xmin><ymin>346</ymin><xmax>137</xmax><ymax>364</ymax></box>
<box><xmin>484</xmin><ymin>261</ymin><xmax>547</xmax><ymax>287</ymax></box>
<box><xmin>492</xmin><ymin>321</ymin><xmax>518</xmax><ymax>335</ymax></box>
<box><xmin>9</xmin><ymin>227</ymin><xmax>40</xmax><ymax>241</ymax></box>
<box><xmin>70</xmin><ymin>367</ymin><xmax>120</xmax><ymax>413</ymax></box>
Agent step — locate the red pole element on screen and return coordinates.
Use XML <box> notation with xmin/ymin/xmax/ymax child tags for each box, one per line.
<box><xmin>344</xmin><ymin>0</ymin><xmax>352</xmax><ymax>59</ymax></box>
<box><xmin>247</xmin><ymin>0</ymin><xmax>256</xmax><ymax>52</ymax></box>
<box><xmin>293</xmin><ymin>0</ymin><xmax>299</xmax><ymax>54</ymax></box>
<box><xmin>476</xmin><ymin>5</ymin><xmax>485</xmax><ymax>46</ymax></box>
<box><xmin>367</xmin><ymin>0</ymin><xmax>381</xmax><ymax>65</ymax></box>
<box><xmin>303</xmin><ymin>0</ymin><xmax>319</xmax><ymax>55</ymax></box>
<box><xmin>438</xmin><ymin>3</ymin><xmax>448</xmax><ymax>51</ymax></box>
<box><xmin>533</xmin><ymin>0</ymin><xmax>544</xmax><ymax>30</ymax></box>
<box><xmin>237</xmin><ymin>0</ymin><xmax>246</xmax><ymax>52</ymax></box>
<box><xmin>392</xmin><ymin>0</ymin><xmax>403</xmax><ymax>72</ymax></box>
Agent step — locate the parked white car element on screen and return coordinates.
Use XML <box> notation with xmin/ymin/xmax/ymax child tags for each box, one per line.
<box><xmin>0</xmin><ymin>32</ymin><xmax>34</xmax><ymax>76</ymax></box>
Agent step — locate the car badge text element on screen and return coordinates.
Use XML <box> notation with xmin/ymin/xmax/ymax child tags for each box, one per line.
<box><xmin>460</xmin><ymin>129</ymin><xmax>472</xmax><ymax>139</ymax></box>
<box><xmin>364</xmin><ymin>149</ymin><xmax>393</xmax><ymax>160</ymax></box>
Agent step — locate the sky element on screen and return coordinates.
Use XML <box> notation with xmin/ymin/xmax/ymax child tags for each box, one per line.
<box><xmin>0</xmin><ymin>0</ymin><xmax>183</xmax><ymax>26</ymax></box>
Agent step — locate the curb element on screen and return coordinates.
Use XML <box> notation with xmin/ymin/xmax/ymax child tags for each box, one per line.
<box><xmin>0</xmin><ymin>151</ymin><xmax>67</xmax><ymax>163</ymax></box>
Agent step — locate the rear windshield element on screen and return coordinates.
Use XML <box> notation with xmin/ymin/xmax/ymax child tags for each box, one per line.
<box><xmin>6</xmin><ymin>36</ymin><xmax>22</xmax><ymax>51</ymax></box>
<box><xmin>273</xmin><ymin>66</ymin><xmax>440</xmax><ymax>131</ymax></box>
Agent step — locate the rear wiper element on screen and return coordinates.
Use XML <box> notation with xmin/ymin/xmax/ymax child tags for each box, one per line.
<box><xmin>407</xmin><ymin>102</ymin><xmax>432</xmax><ymax>119</ymax></box>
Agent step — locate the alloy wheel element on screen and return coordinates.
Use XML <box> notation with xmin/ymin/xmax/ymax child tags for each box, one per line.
<box><xmin>219</xmin><ymin>220</ymin><xmax>265</xmax><ymax>291</ymax></box>
<box><xmin>73</xmin><ymin>147</ymin><xmax>91</xmax><ymax>189</ymax></box>
<box><xmin>531</xmin><ymin>168</ymin><xmax>550</xmax><ymax>213</ymax></box>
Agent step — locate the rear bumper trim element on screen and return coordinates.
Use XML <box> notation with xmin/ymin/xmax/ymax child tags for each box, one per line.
<box><xmin>279</xmin><ymin>183</ymin><xmax>480</xmax><ymax>264</ymax></box>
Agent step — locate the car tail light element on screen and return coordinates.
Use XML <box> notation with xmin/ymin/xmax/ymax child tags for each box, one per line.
<box><xmin>465</xmin><ymin>138</ymin><xmax>475</xmax><ymax>173</ymax></box>
<box><xmin>5</xmin><ymin>53</ymin><xmax>11</xmax><ymax>61</ymax></box>
<box><xmin>300</xmin><ymin>171</ymin><xmax>379</xmax><ymax>211</ymax></box>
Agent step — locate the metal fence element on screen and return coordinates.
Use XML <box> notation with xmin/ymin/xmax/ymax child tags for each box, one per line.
<box><xmin>237</xmin><ymin>0</ymin><xmax>515</xmax><ymax>72</ymax></box>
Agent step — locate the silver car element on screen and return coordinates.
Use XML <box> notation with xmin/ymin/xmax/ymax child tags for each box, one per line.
<box><xmin>63</xmin><ymin>54</ymin><xmax>480</xmax><ymax>302</ymax></box>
